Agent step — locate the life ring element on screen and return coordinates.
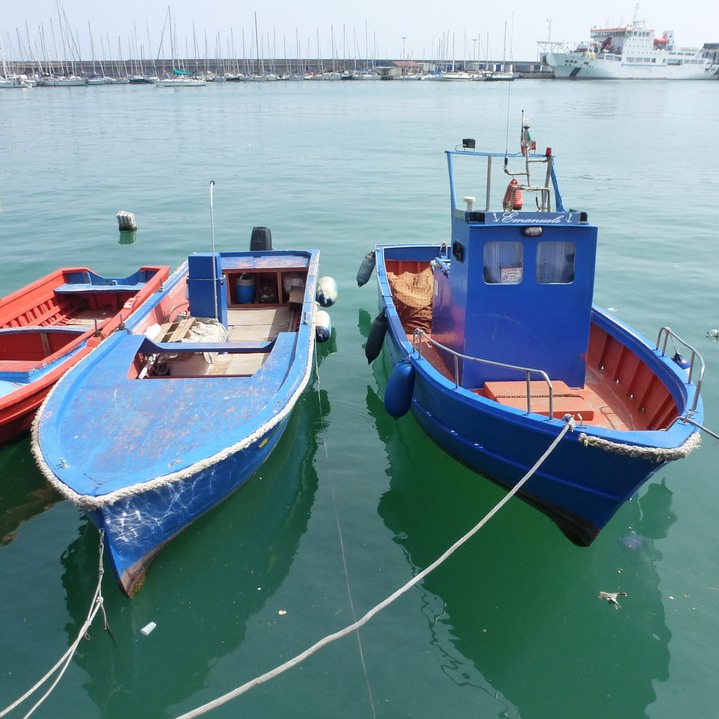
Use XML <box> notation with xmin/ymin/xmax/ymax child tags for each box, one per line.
<box><xmin>502</xmin><ymin>179</ymin><xmax>523</xmax><ymax>211</ymax></box>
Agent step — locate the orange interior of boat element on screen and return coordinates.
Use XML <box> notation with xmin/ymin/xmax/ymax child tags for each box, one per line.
<box><xmin>5</xmin><ymin>290</ymin><xmax>136</xmax><ymax>330</ymax></box>
<box><xmin>385</xmin><ymin>258</ymin><xmax>679</xmax><ymax>432</ymax></box>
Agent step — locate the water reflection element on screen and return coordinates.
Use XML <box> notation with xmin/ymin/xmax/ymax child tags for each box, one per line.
<box><xmin>367</xmin><ymin>378</ymin><xmax>672</xmax><ymax>719</ymax></box>
<box><xmin>60</xmin><ymin>388</ymin><xmax>328</xmax><ymax>718</ymax></box>
<box><xmin>0</xmin><ymin>437</ymin><xmax>61</xmax><ymax>546</ymax></box>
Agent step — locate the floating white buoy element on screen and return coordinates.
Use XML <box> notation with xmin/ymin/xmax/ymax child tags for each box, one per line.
<box><xmin>316</xmin><ymin>276</ymin><xmax>338</xmax><ymax>307</ymax></box>
<box><xmin>315</xmin><ymin>309</ymin><xmax>332</xmax><ymax>342</ymax></box>
<box><xmin>140</xmin><ymin>621</ymin><xmax>157</xmax><ymax>636</ymax></box>
<box><xmin>116</xmin><ymin>210</ymin><xmax>137</xmax><ymax>231</ymax></box>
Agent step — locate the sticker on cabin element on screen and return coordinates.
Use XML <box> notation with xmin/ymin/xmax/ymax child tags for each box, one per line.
<box><xmin>500</xmin><ymin>266</ymin><xmax>522</xmax><ymax>284</ymax></box>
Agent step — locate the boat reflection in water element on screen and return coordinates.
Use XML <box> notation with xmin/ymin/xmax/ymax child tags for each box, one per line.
<box><xmin>60</xmin><ymin>388</ymin><xmax>328</xmax><ymax>717</ymax></box>
<box><xmin>366</xmin><ymin>366</ymin><xmax>673</xmax><ymax>718</ymax></box>
<box><xmin>0</xmin><ymin>438</ymin><xmax>61</xmax><ymax>546</ymax></box>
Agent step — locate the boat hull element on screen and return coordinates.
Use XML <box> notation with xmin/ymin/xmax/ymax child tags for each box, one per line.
<box><xmin>375</xmin><ymin>243</ymin><xmax>701</xmax><ymax>545</ymax></box>
<box><xmin>89</xmin><ymin>415</ymin><xmax>290</xmax><ymax>594</ymax></box>
<box><xmin>545</xmin><ymin>52</ymin><xmax>717</xmax><ymax>80</ymax></box>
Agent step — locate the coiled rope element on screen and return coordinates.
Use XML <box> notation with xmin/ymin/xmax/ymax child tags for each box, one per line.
<box><xmin>0</xmin><ymin>531</ymin><xmax>109</xmax><ymax>719</ymax></box>
<box><xmin>173</xmin><ymin>416</ymin><xmax>576</xmax><ymax>719</ymax></box>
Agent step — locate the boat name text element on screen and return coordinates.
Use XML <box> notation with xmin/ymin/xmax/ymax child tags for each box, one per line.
<box><xmin>493</xmin><ymin>212</ymin><xmax>573</xmax><ymax>224</ymax></box>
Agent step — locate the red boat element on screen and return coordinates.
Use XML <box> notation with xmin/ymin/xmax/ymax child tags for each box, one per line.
<box><xmin>0</xmin><ymin>265</ymin><xmax>169</xmax><ymax>443</ymax></box>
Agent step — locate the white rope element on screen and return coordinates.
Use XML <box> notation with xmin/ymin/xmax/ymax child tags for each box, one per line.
<box><xmin>173</xmin><ymin>416</ymin><xmax>576</xmax><ymax>719</ymax></box>
<box><xmin>578</xmin><ymin>430</ymin><xmax>700</xmax><ymax>461</ymax></box>
<box><xmin>0</xmin><ymin>532</ymin><xmax>108</xmax><ymax>719</ymax></box>
<box><xmin>315</xmin><ymin>356</ymin><xmax>377</xmax><ymax>718</ymax></box>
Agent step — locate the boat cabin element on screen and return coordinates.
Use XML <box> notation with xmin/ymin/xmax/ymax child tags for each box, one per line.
<box><xmin>432</xmin><ymin>148</ymin><xmax>597</xmax><ymax>390</ymax></box>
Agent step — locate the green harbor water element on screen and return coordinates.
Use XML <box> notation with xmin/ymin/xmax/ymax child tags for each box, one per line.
<box><xmin>1</xmin><ymin>78</ymin><xmax>718</xmax><ymax>718</ymax></box>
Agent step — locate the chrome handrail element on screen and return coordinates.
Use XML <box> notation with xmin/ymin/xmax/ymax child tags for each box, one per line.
<box><xmin>656</xmin><ymin>326</ymin><xmax>704</xmax><ymax>415</ymax></box>
<box><xmin>411</xmin><ymin>328</ymin><xmax>555</xmax><ymax>419</ymax></box>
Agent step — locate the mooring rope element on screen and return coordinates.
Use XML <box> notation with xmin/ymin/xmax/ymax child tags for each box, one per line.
<box><xmin>0</xmin><ymin>531</ymin><xmax>108</xmax><ymax>719</ymax></box>
<box><xmin>173</xmin><ymin>416</ymin><xmax>576</xmax><ymax>719</ymax></box>
<box><xmin>313</xmin><ymin>349</ymin><xmax>377</xmax><ymax>719</ymax></box>
<box><xmin>681</xmin><ymin>416</ymin><xmax>719</xmax><ymax>442</ymax></box>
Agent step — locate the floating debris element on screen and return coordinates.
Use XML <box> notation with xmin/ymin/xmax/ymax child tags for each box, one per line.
<box><xmin>140</xmin><ymin>621</ymin><xmax>157</xmax><ymax>635</ymax></box>
<box><xmin>599</xmin><ymin>591</ymin><xmax>627</xmax><ymax>609</ymax></box>
<box><xmin>116</xmin><ymin>210</ymin><xmax>137</xmax><ymax>231</ymax></box>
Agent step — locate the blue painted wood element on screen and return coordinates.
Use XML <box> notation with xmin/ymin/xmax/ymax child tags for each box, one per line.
<box><xmin>54</xmin><ymin>283</ymin><xmax>148</xmax><ymax>294</ymax></box>
<box><xmin>34</xmin><ymin>249</ymin><xmax>321</xmax><ymax>595</ymax></box>
<box><xmin>370</xmin><ymin>144</ymin><xmax>702</xmax><ymax>547</ymax></box>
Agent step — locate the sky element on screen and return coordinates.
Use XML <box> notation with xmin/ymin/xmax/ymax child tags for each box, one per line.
<box><xmin>1</xmin><ymin>0</ymin><xmax>716</xmax><ymax>64</ymax></box>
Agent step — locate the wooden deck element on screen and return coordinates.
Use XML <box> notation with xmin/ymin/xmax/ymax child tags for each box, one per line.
<box><xmin>226</xmin><ymin>307</ymin><xmax>291</xmax><ymax>341</ymax></box>
<box><xmin>409</xmin><ymin>331</ymin><xmax>646</xmax><ymax>431</ymax></box>
<box><xmin>155</xmin><ymin>307</ymin><xmax>293</xmax><ymax>378</ymax></box>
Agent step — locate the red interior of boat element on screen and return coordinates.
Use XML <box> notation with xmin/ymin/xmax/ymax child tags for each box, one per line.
<box><xmin>0</xmin><ymin>329</ymin><xmax>82</xmax><ymax>362</ymax></box>
<box><xmin>385</xmin><ymin>258</ymin><xmax>679</xmax><ymax>432</ymax></box>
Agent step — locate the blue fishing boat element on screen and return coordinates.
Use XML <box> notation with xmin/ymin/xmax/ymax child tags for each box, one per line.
<box><xmin>32</xmin><ymin>239</ymin><xmax>333</xmax><ymax>595</ymax></box>
<box><xmin>361</xmin><ymin>120</ymin><xmax>704</xmax><ymax>546</ymax></box>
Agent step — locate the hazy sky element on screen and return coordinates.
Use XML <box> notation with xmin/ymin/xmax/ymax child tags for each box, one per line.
<box><xmin>1</xmin><ymin>0</ymin><xmax>715</xmax><ymax>63</ymax></box>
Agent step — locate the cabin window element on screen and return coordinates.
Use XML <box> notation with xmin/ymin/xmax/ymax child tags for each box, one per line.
<box><xmin>484</xmin><ymin>242</ymin><xmax>523</xmax><ymax>284</ymax></box>
<box><xmin>536</xmin><ymin>241</ymin><xmax>575</xmax><ymax>284</ymax></box>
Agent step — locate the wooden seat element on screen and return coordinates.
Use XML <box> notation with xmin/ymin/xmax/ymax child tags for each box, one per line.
<box><xmin>482</xmin><ymin>380</ymin><xmax>595</xmax><ymax>421</ymax></box>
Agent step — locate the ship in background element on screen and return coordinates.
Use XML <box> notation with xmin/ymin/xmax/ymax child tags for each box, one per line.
<box><xmin>539</xmin><ymin>18</ymin><xmax>718</xmax><ymax>79</ymax></box>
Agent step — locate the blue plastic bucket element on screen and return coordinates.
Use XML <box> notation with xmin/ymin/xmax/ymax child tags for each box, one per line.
<box><xmin>236</xmin><ymin>274</ymin><xmax>256</xmax><ymax>304</ymax></box>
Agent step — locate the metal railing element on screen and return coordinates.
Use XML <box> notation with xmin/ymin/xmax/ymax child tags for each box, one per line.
<box><xmin>656</xmin><ymin>326</ymin><xmax>705</xmax><ymax>415</ymax></box>
<box><xmin>411</xmin><ymin>328</ymin><xmax>556</xmax><ymax>419</ymax></box>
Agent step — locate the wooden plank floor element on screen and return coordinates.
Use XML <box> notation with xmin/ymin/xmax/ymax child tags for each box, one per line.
<box><xmin>408</xmin><ymin>331</ymin><xmax>639</xmax><ymax>431</ymax></box>
<box><xmin>161</xmin><ymin>307</ymin><xmax>293</xmax><ymax>378</ymax></box>
<box><xmin>227</xmin><ymin>307</ymin><xmax>291</xmax><ymax>341</ymax></box>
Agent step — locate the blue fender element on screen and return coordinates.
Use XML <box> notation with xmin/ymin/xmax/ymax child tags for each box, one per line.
<box><xmin>385</xmin><ymin>361</ymin><xmax>415</xmax><ymax>418</ymax></box>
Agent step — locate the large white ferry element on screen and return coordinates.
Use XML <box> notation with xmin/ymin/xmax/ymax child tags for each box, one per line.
<box><xmin>540</xmin><ymin>20</ymin><xmax>718</xmax><ymax>79</ymax></box>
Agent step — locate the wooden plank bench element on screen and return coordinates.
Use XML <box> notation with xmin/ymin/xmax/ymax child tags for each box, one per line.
<box><xmin>482</xmin><ymin>380</ymin><xmax>595</xmax><ymax>421</ymax></box>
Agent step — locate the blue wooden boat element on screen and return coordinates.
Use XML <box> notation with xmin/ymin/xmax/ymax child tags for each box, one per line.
<box><xmin>32</xmin><ymin>245</ymin><xmax>331</xmax><ymax>595</ymax></box>
<box><xmin>362</xmin><ymin>123</ymin><xmax>704</xmax><ymax>546</ymax></box>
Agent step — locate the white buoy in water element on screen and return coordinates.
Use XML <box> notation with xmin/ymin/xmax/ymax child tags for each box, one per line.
<box><xmin>315</xmin><ymin>309</ymin><xmax>332</xmax><ymax>342</ymax></box>
<box><xmin>315</xmin><ymin>276</ymin><xmax>337</xmax><ymax>307</ymax></box>
<box><xmin>117</xmin><ymin>210</ymin><xmax>137</xmax><ymax>231</ymax></box>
